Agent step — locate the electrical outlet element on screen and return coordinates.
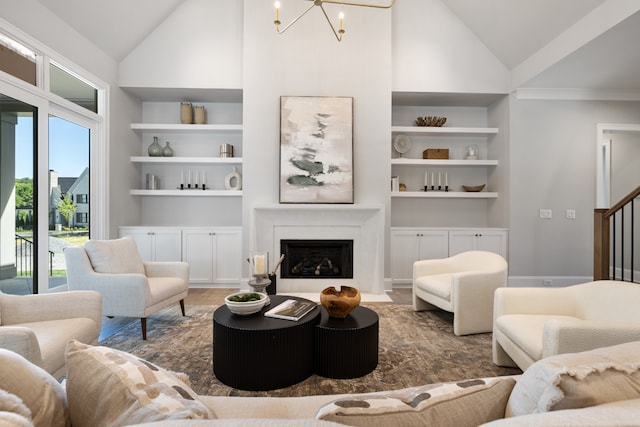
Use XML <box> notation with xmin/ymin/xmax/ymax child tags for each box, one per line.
<box><xmin>566</xmin><ymin>209</ymin><xmax>576</xmax><ymax>219</ymax></box>
<box><xmin>543</xmin><ymin>279</ymin><xmax>553</xmax><ymax>286</ymax></box>
<box><xmin>539</xmin><ymin>209</ymin><xmax>552</xmax><ymax>219</ymax></box>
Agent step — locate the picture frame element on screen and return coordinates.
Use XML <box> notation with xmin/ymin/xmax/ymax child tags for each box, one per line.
<box><xmin>279</xmin><ymin>96</ymin><xmax>354</xmax><ymax>204</ymax></box>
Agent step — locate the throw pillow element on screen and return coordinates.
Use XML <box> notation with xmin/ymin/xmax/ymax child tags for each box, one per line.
<box><xmin>0</xmin><ymin>389</ymin><xmax>32</xmax><ymax>423</ymax></box>
<box><xmin>83</xmin><ymin>236</ymin><xmax>145</xmax><ymax>274</ymax></box>
<box><xmin>65</xmin><ymin>340</ymin><xmax>215</xmax><ymax>427</ymax></box>
<box><xmin>0</xmin><ymin>349</ymin><xmax>69</xmax><ymax>427</ymax></box>
<box><xmin>316</xmin><ymin>376</ymin><xmax>517</xmax><ymax>427</ymax></box>
<box><xmin>505</xmin><ymin>340</ymin><xmax>640</xmax><ymax>417</ymax></box>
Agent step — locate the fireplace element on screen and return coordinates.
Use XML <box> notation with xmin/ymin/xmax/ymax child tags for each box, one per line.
<box><xmin>280</xmin><ymin>239</ymin><xmax>353</xmax><ymax>279</ymax></box>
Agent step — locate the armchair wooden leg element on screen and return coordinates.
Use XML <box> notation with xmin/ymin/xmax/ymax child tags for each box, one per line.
<box><xmin>141</xmin><ymin>318</ymin><xmax>147</xmax><ymax>340</ymax></box>
<box><xmin>179</xmin><ymin>299</ymin><xmax>186</xmax><ymax>316</ymax></box>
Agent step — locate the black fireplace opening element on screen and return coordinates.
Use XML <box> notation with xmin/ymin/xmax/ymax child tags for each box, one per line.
<box><xmin>280</xmin><ymin>239</ymin><xmax>353</xmax><ymax>279</ymax></box>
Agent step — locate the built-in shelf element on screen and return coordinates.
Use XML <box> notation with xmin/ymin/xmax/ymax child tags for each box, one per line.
<box><xmin>391</xmin><ymin>126</ymin><xmax>499</xmax><ymax>136</ymax></box>
<box><xmin>130</xmin><ymin>189</ymin><xmax>242</xmax><ymax>197</ymax></box>
<box><xmin>130</xmin><ymin>123</ymin><xmax>243</xmax><ymax>133</ymax></box>
<box><xmin>391</xmin><ymin>191</ymin><xmax>498</xmax><ymax>199</ymax></box>
<box><xmin>130</xmin><ymin>156</ymin><xmax>242</xmax><ymax>164</ymax></box>
<box><xmin>391</xmin><ymin>159</ymin><xmax>498</xmax><ymax>166</ymax></box>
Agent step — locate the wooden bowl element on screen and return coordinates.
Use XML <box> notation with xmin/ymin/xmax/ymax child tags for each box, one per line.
<box><xmin>462</xmin><ymin>184</ymin><xmax>486</xmax><ymax>192</ymax></box>
<box><xmin>320</xmin><ymin>286</ymin><xmax>361</xmax><ymax>318</ymax></box>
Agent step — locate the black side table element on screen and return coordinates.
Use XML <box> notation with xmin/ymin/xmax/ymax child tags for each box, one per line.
<box><xmin>314</xmin><ymin>305</ymin><xmax>379</xmax><ymax>379</ymax></box>
<box><xmin>213</xmin><ymin>295</ymin><xmax>320</xmax><ymax>391</ymax></box>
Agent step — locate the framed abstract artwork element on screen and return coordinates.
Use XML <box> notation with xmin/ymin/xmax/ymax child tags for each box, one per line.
<box><xmin>279</xmin><ymin>96</ymin><xmax>354</xmax><ymax>204</ymax></box>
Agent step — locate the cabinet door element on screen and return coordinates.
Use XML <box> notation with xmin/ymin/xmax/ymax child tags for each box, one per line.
<box><xmin>213</xmin><ymin>229</ymin><xmax>242</xmax><ymax>284</ymax></box>
<box><xmin>448</xmin><ymin>230</ymin><xmax>507</xmax><ymax>258</ymax></box>
<box><xmin>390</xmin><ymin>230</ymin><xmax>421</xmax><ymax>283</ymax></box>
<box><xmin>475</xmin><ymin>231</ymin><xmax>507</xmax><ymax>258</ymax></box>
<box><xmin>152</xmin><ymin>229</ymin><xmax>182</xmax><ymax>262</ymax></box>
<box><xmin>448</xmin><ymin>231</ymin><xmax>477</xmax><ymax>256</ymax></box>
<box><xmin>119</xmin><ymin>228</ymin><xmax>153</xmax><ymax>261</ymax></box>
<box><xmin>417</xmin><ymin>232</ymin><xmax>449</xmax><ymax>261</ymax></box>
<box><xmin>182</xmin><ymin>229</ymin><xmax>215</xmax><ymax>284</ymax></box>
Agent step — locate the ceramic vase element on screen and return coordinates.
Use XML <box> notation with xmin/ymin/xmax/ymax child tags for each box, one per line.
<box><xmin>320</xmin><ymin>286</ymin><xmax>361</xmax><ymax>318</ymax></box>
<box><xmin>148</xmin><ymin>136</ymin><xmax>162</xmax><ymax>157</ymax></box>
<box><xmin>224</xmin><ymin>166</ymin><xmax>242</xmax><ymax>190</ymax></box>
<box><xmin>180</xmin><ymin>102</ymin><xmax>193</xmax><ymax>124</ymax></box>
<box><xmin>194</xmin><ymin>106</ymin><xmax>206</xmax><ymax>124</ymax></box>
<box><xmin>162</xmin><ymin>141</ymin><xmax>174</xmax><ymax>157</ymax></box>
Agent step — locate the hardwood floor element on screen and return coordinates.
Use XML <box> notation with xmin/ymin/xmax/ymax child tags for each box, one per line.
<box><xmin>99</xmin><ymin>288</ymin><xmax>413</xmax><ymax>341</ymax></box>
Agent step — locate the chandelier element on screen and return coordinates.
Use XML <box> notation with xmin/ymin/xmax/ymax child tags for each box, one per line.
<box><xmin>274</xmin><ymin>0</ymin><xmax>396</xmax><ymax>42</ymax></box>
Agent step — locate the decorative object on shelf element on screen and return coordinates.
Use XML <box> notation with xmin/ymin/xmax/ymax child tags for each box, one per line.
<box><xmin>320</xmin><ymin>285</ymin><xmax>361</xmax><ymax>318</ymax></box>
<box><xmin>415</xmin><ymin>116</ymin><xmax>447</xmax><ymax>127</ymax></box>
<box><xmin>194</xmin><ymin>105</ymin><xmax>206</xmax><ymax>124</ymax></box>
<box><xmin>146</xmin><ymin>173</ymin><xmax>158</xmax><ymax>190</ymax></box>
<box><xmin>224</xmin><ymin>291</ymin><xmax>267</xmax><ymax>316</ymax></box>
<box><xmin>225</xmin><ymin>166</ymin><xmax>242</xmax><ymax>190</ymax></box>
<box><xmin>162</xmin><ymin>141</ymin><xmax>174</xmax><ymax>157</ymax></box>
<box><xmin>423</xmin><ymin>148</ymin><xmax>449</xmax><ymax>159</ymax></box>
<box><xmin>147</xmin><ymin>136</ymin><xmax>162</xmax><ymax>157</ymax></box>
<box><xmin>462</xmin><ymin>184</ymin><xmax>486</xmax><ymax>192</ymax></box>
<box><xmin>273</xmin><ymin>0</ymin><xmax>396</xmax><ymax>42</ymax></box>
<box><xmin>392</xmin><ymin>134</ymin><xmax>411</xmax><ymax>157</ymax></box>
<box><xmin>399</xmin><ymin>183</ymin><xmax>406</xmax><ymax>192</ymax></box>
<box><xmin>180</xmin><ymin>102</ymin><xmax>193</xmax><ymax>124</ymax></box>
<box><xmin>465</xmin><ymin>144</ymin><xmax>479</xmax><ymax>160</ymax></box>
<box><xmin>179</xmin><ymin>170</ymin><xmax>206</xmax><ymax>190</ymax></box>
<box><xmin>280</xmin><ymin>96</ymin><xmax>354</xmax><ymax>204</ymax></box>
<box><xmin>391</xmin><ymin>176</ymin><xmax>399</xmax><ymax>192</ymax></box>
<box><xmin>424</xmin><ymin>171</ymin><xmax>449</xmax><ymax>192</ymax></box>
<box><xmin>220</xmin><ymin>144</ymin><xmax>234</xmax><ymax>158</ymax></box>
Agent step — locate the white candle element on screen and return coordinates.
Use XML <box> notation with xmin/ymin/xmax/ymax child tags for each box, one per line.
<box><xmin>438</xmin><ymin>172</ymin><xmax>441</xmax><ymax>186</ymax></box>
<box><xmin>202</xmin><ymin>171</ymin><xmax>206</xmax><ymax>186</ymax></box>
<box><xmin>254</xmin><ymin>255</ymin><xmax>266</xmax><ymax>275</ymax></box>
<box><xmin>195</xmin><ymin>171</ymin><xmax>199</xmax><ymax>186</ymax></box>
<box><xmin>424</xmin><ymin>172</ymin><xmax>428</xmax><ymax>186</ymax></box>
<box><xmin>445</xmin><ymin>172</ymin><xmax>448</xmax><ymax>186</ymax></box>
<box><xmin>181</xmin><ymin>171</ymin><xmax>184</xmax><ymax>185</ymax></box>
<box><xmin>188</xmin><ymin>171</ymin><xmax>192</xmax><ymax>185</ymax></box>
<box><xmin>431</xmin><ymin>172</ymin><xmax>435</xmax><ymax>186</ymax></box>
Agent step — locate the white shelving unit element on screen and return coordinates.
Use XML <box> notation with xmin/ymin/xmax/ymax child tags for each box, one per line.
<box><xmin>391</xmin><ymin>191</ymin><xmax>498</xmax><ymax>198</ymax></box>
<box><xmin>131</xmin><ymin>123</ymin><xmax>242</xmax><ymax>133</ymax></box>
<box><xmin>391</xmin><ymin>126</ymin><xmax>498</xmax><ymax>137</ymax></box>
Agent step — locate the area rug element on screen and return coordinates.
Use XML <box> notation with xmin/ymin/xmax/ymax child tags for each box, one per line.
<box><xmin>99</xmin><ymin>303</ymin><xmax>521</xmax><ymax>397</ymax></box>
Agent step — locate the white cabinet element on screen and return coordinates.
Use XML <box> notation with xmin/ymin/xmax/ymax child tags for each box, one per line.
<box><xmin>448</xmin><ymin>229</ymin><xmax>508</xmax><ymax>258</ymax></box>
<box><xmin>390</xmin><ymin>227</ymin><xmax>508</xmax><ymax>284</ymax></box>
<box><xmin>182</xmin><ymin>227</ymin><xmax>242</xmax><ymax>285</ymax></box>
<box><xmin>119</xmin><ymin>227</ymin><xmax>182</xmax><ymax>262</ymax></box>
<box><xmin>390</xmin><ymin>229</ymin><xmax>449</xmax><ymax>284</ymax></box>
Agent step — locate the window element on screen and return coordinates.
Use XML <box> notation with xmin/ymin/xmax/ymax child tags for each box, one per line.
<box><xmin>0</xmin><ymin>33</ymin><xmax>36</xmax><ymax>85</ymax></box>
<box><xmin>76</xmin><ymin>194</ymin><xmax>88</xmax><ymax>204</ymax></box>
<box><xmin>75</xmin><ymin>212</ymin><xmax>88</xmax><ymax>224</ymax></box>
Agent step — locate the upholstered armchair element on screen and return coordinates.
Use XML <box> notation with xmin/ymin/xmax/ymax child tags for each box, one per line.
<box><xmin>493</xmin><ymin>280</ymin><xmax>640</xmax><ymax>371</ymax></box>
<box><xmin>64</xmin><ymin>236</ymin><xmax>189</xmax><ymax>340</ymax></box>
<box><xmin>413</xmin><ymin>251</ymin><xmax>508</xmax><ymax>336</ymax></box>
<box><xmin>0</xmin><ymin>290</ymin><xmax>102</xmax><ymax>379</ymax></box>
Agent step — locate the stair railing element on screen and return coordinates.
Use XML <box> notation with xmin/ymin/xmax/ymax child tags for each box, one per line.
<box><xmin>594</xmin><ymin>184</ymin><xmax>640</xmax><ymax>282</ymax></box>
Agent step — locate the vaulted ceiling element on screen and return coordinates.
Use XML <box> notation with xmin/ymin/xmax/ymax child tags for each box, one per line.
<box><xmin>34</xmin><ymin>0</ymin><xmax>640</xmax><ymax>94</ymax></box>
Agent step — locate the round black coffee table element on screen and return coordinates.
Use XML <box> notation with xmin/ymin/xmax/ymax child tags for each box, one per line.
<box><xmin>314</xmin><ymin>305</ymin><xmax>379</xmax><ymax>379</ymax></box>
<box><xmin>213</xmin><ymin>295</ymin><xmax>320</xmax><ymax>391</ymax></box>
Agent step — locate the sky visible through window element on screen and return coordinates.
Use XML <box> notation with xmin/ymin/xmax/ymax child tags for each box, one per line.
<box><xmin>15</xmin><ymin>116</ymin><xmax>89</xmax><ymax>179</ymax></box>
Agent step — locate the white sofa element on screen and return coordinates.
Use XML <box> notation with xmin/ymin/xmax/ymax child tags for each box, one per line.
<box><xmin>4</xmin><ymin>340</ymin><xmax>640</xmax><ymax>426</ymax></box>
<box><xmin>493</xmin><ymin>280</ymin><xmax>640</xmax><ymax>371</ymax></box>
<box><xmin>0</xmin><ymin>290</ymin><xmax>102</xmax><ymax>379</ymax></box>
<box><xmin>64</xmin><ymin>236</ymin><xmax>189</xmax><ymax>340</ymax></box>
<box><xmin>413</xmin><ymin>250</ymin><xmax>508</xmax><ymax>335</ymax></box>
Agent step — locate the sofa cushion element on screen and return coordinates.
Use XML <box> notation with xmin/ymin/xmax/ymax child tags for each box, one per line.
<box><xmin>316</xmin><ymin>376</ymin><xmax>516</xmax><ymax>426</ymax></box>
<box><xmin>414</xmin><ymin>273</ymin><xmax>452</xmax><ymax>300</ymax></box>
<box><xmin>65</xmin><ymin>340</ymin><xmax>214</xmax><ymax>427</ymax></box>
<box><xmin>0</xmin><ymin>349</ymin><xmax>69</xmax><ymax>427</ymax></box>
<box><xmin>505</xmin><ymin>341</ymin><xmax>640</xmax><ymax>417</ymax></box>
<box><xmin>84</xmin><ymin>236</ymin><xmax>145</xmax><ymax>274</ymax></box>
<box><xmin>128</xmin><ymin>420</ymin><xmax>348</xmax><ymax>426</ymax></box>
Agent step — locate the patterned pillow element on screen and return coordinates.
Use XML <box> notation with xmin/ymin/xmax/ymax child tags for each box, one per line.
<box><xmin>83</xmin><ymin>236</ymin><xmax>145</xmax><ymax>274</ymax></box>
<box><xmin>65</xmin><ymin>340</ymin><xmax>215</xmax><ymax>427</ymax></box>
<box><xmin>316</xmin><ymin>376</ymin><xmax>517</xmax><ymax>427</ymax></box>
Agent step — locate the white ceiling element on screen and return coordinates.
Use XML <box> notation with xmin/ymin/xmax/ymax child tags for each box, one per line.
<box><xmin>34</xmin><ymin>0</ymin><xmax>640</xmax><ymax>93</ymax></box>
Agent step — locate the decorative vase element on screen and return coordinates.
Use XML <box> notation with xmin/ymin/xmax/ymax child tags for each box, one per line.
<box><xmin>225</xmin><ymin>166</ymin><xmax>242</xmax><ymax>190</ymax></box>
<box><xmin>194</xmin><ymin>106</ymin><xmax>206</xmax><ymax>124</ymax></box>
<box><xmin>180</xmin><ymin>102</ymin><xmax>193</xmax><ymax>124</ymax></box>
<box><xmin>320</xmin><ymin>286</ymin><xmax>361</xmax><ymax>318</ymax></box>
<box><xmin>147</xmin><ymin>136</ymin><xmax>162</xmax><ymax>157</ymax></box>
<box><xmin>162</xmin><ymin>141</ymin><xmax>174</xmax><ymax>157</ymax></box>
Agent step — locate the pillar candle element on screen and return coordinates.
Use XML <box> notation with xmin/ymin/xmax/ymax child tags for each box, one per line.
<box><xmin>438</xmin><ymin>172</ymin><xmax>441</xmax><ymax>186</ymax></box>
<box><xmin>254</xmin><ymin>255</ymin><xmax>266</xmax><ymax>275</ymax></box>
<box><xmin>424</xmin><ymin>172</ymin><xmax>428</xmax><ymax>186</ymax></box>
<box><xmin>445</xmin><ymin>172</ymin><xmax>448</xmax><ymax>186</ymax></box>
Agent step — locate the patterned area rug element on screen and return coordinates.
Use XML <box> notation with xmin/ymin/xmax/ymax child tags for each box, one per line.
<box><xmin>99</xmin><ymin>303</ymin><xmax>521</xmax><ymax>397</ymax></box>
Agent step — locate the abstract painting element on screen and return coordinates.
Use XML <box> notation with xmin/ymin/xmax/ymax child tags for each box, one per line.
<box><xmin>279</xmin><ymin>96</ymin><xmax>353</xmax><ymax>204</ymax></box>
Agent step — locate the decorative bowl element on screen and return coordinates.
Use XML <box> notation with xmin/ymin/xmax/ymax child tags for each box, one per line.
<box><xmin>320</xmin><ymin>286</ymin><xmax>361</xmax><ymax>318</ymax></box>
<box><xmin>224</xmin><ymin>291</ymin><xmax>267</xmax><ymax>315</ymax></box>
<box><xmin>462</xmin><ymin>184</ymin><xmax>486</xmax><ymax>192</ymax></box>
<box><xmin>415</xmin><ymin>116</ymin><xmax>447</xmax><ymax>127</ymax></box>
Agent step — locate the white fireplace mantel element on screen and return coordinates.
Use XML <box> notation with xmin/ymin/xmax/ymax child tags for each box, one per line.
<box><xmin>251</xmin><ymin>204</ymin><xmax>385</xmax><ymax>294</ymax></box>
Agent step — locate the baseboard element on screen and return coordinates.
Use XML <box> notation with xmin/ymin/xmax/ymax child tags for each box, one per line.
<box><xmin>507</xmin><ymin>276</ymin><xmax>593</xmax><ymax>288</ymax></box>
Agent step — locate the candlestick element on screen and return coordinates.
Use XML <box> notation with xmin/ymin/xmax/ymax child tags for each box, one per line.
<box><xmin>445</xmin><ymin>172</ymin><xmax>448</xmax><ymax>187</ymax></box>
<box><xmin>424</xmin><ymin>172</ymin><xmax>428</xmax><ymax>187</ymax></box>
<box><xmin>431</xmin><ymin>172</ymin><xmax>435</xmax><ymax>187</ymax></box>
<box><xmin>438</xmin><ymin>172</ymin><xmax>441</xmax><ymax>186</ymax></box>
<box><xmin>181</xmin><ymin>171</ymin><xmax>184</xmax><ymax>185</ymax></box>
<box><xmin>339</xmin><ymin>12</ymin><xmax>344</xmax><ymax>31</ymax></box>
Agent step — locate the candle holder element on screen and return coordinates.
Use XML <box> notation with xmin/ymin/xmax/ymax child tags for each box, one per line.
<box><xmin>251</xmin><ymin>251</ymin><xmax>269</xmax><ymax>278</ymax></box>
<box><xmin>248</xmin><ymin>277</ymin><xmax>271</xmax><ymax>305</ymax></box>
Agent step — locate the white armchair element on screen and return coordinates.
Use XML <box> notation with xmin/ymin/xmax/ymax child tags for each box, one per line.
<box><xmin>64</xmin><ymin>236</ymin><xmax>189</xmax><ymax>340</ymax></box>
<box><xmin>493</xmin><ymin>280</ymin><xmax>640</xmax><ymax>371</ymax></box>
<box><xmin>413</xmin><ymin>251</ymin><xmax>508</xmax><ymax>336</ymax></box>
<box><xmin>0</xmin><ymin>290</ymin><xmax>102</xmax><ymax>379</ymax></box>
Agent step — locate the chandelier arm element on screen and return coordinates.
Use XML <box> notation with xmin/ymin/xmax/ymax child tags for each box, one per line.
<box><xmin>319</xmin><ymin>4</ymin><xmax>344</xmax><ymax>42</ymax></box>
<box><xmin>321</xmin><ymin>0</ymin><xmax>396</xmax><ymax>9</ymax></box>
<box><xmin>275</xmin><ymin>2</ymin><xmax>317</xmax><ymax>34</ymax></box>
